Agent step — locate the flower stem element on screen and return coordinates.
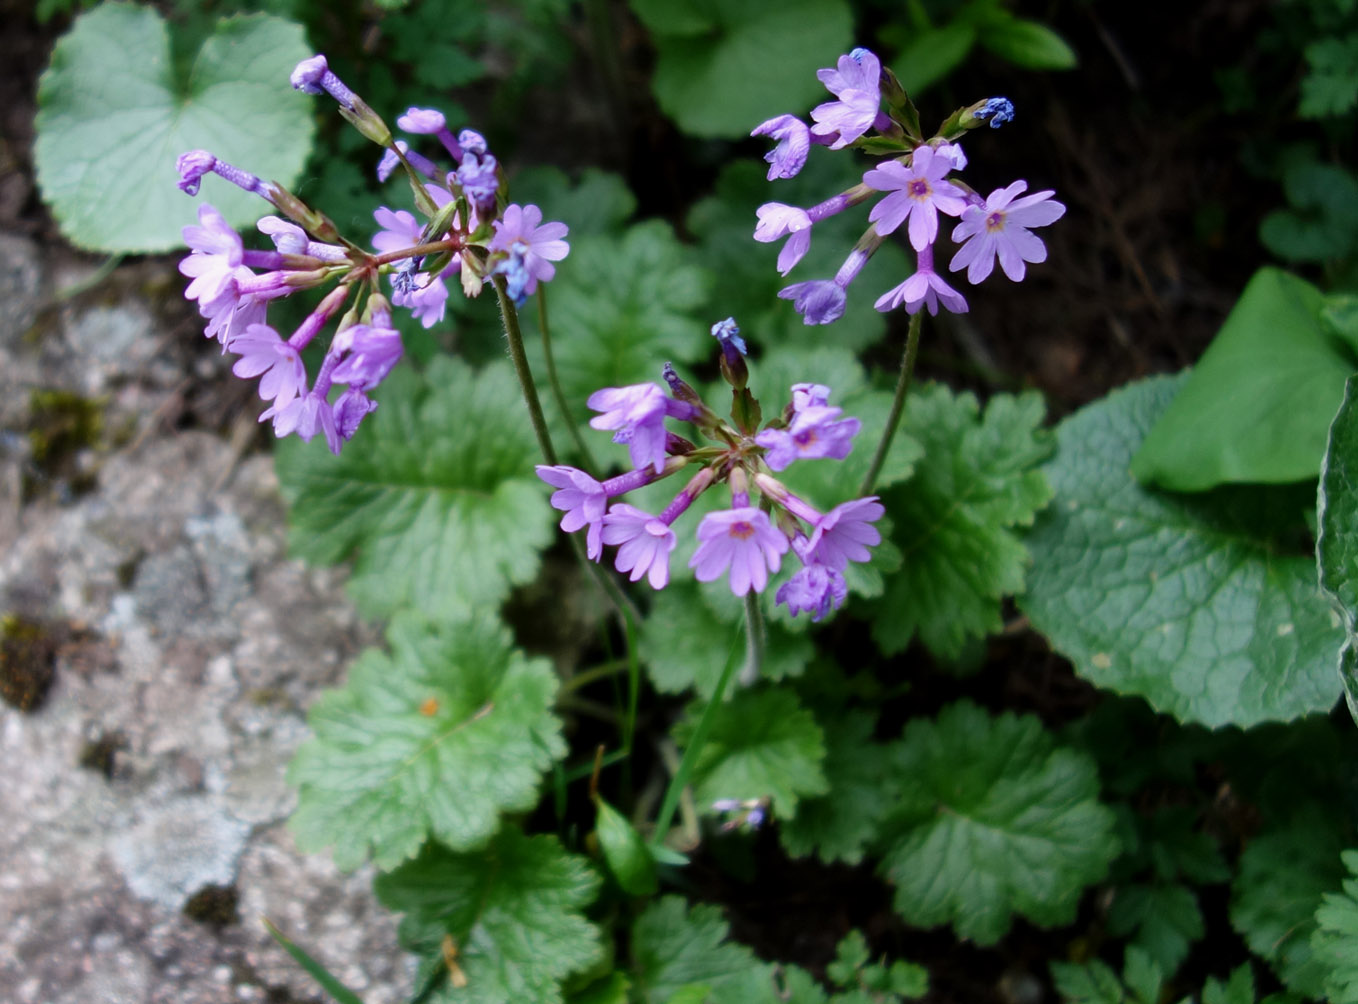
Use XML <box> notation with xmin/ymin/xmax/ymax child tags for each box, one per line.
<box><xmin>860</xmin><ymin>309</ymin><xmax>923</xmax><ymax>496</ymax></box>
<box><xmin>649</xmin><ymin>630</ymin><xmax>746</xmax><ymax>850</ymax></box>
<box><xmin>536</xmin><ymin>285</ymin><xmax>596</xmax><ymax>468</ymax></box>
<box><xmin>739</xmin><ymin>591</ymin><xmax>765</xmax><ymax>686</ymax></box>
<box><xmin>493</xmin><ymin>274</ymin><xmax>557</xmax><ymax>466</ymax></box>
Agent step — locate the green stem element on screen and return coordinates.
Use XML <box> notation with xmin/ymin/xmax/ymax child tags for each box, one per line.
<box><xmin>859</xmin><ymin>310</ymin><xmax>923</xmax><ymax>496</ymax></box>
<box><xmin>559</xmin><ymin>657</ymin><xmax>629</xmax><ymax>694</ymax></box>
<box><xmin>649</xmin><ymin>628</ymin><xmax>745</xmax><ymax>849</ymax></box>
<box><xmin>739</xmin><ymin>591</ymin><xmax>765</xmax><ymax>687</ymax></box>
<box><xmin>493</xmin><ymin>275</ymin><xmax>557</xmax><ymax>466</ymax></box>
<box><xmin>537</xmin><ymin>286</ymin><xmax>596</xmax><ymax>467</ymax></box>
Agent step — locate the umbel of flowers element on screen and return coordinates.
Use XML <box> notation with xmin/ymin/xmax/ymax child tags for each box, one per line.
<box><xmin>752</xmin><ymin>48</ymin><xmax>1065</xmax><ymax>324</ymax></box>
<box><xmin>175</xmin><ymin>55</ymin><xmax>569</xmax><ymax>453</ymax></box>
<box><xmin>538</xmin><ymin>320</ymin><xmax>884</xmax><ymax>622</ymax></box>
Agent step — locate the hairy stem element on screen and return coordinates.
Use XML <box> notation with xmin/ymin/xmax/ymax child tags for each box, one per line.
<box><xmin>493</xmin><ymin>275</ymin><xmax>557</xmax><ymax>466</ymax></box>
<box><xmin>536</xmin><ymin>286</ymin><xmax>596</xmax><ymax>467</ymax></box>
<box><xmin>860</xmin><ymin>309</ymin><xmax>923</xmax><ymax>496</ymax></box>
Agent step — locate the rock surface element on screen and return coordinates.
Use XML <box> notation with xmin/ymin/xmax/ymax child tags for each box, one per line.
<box><xmin>0</xmin><ymin>241</ymin><xmax>409</xmax><ymax>1003</ymax></box>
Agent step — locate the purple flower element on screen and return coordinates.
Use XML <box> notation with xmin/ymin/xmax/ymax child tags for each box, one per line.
<box><xmin>602</xmin><ymin>503</ymin><xmax>677</xmax><ymax>588</ymax></box>
<box><xmin>689</xmin><ymin>508</ymin><xmax>789</xmax><ymax>596</ymax></box>
<box><xmin>776</xmin><ymin>563</ymin><xmax>847</xmax><ymax>621</ymax></box>
<box><xmin>950</xmin><ymin>181</ymin><xmax>1066</xmax><ymax>283</ymax></box>
<box><xmin>756</xmin><ymin>405</ymin><xmax>860</xmax><ymax>470</ymax></box>
<box><xmin>373</xmin><ymin>196</ymin><xmax>458</xmax><ymax>327</ymax></box>
<box><xmin>333</xmin><ymin>387</ymin><xmax>378</xmax><ymax>440</ymax></box>
<box><xmin>810</xmin><ymin>49</ymin><xmax>883</xmax><ymax>149</ymax></box>
<box><xmin>229</xmin><ymin>323</ymin><xmax>307</xmax><ymax>407</ymax></box>
<box><xmin>804</xmin><ymin>497</ymin><xmax>884</xmax><ymax>571</ymax></box>
<box><xmin>331</xmin><ymin>322</ymin><xmax>403</xmax><ymax>390</ymax></box>
<box><xmin>587</xmin><ymin>383</ymin><xmax>676</xmax><ymax>474</ymax></box>
<box><xmin>751</xmin><ymin>114</ymin><xmax>811</xmax><ymax>180</ymax></box>
<box><xmin>264</xmin><ymin>391</ymin><xmax>341</xmax><ymax>454</ymax></box>
<box><xmin>863</xmin><ymin>145</ymin><xmax>969</xmax><ymax>251</ymax></box>
<box><xmin>488</xmin><ymin>204</ymin><xmax>570</xmax><ymax>299</ymax></box>
<box><xmin>182</xmin><ymin>203</ymin><xmax>243</xmax><ymax>264</ymax></box>
<box><xmin>710</xmin><ymin>316</ymin><xmax>746</xmax><ymax>357</ymax></box>
<box><xmin>456</xmin><ymin>152</ymin><xmax>500</xmax><ymax>215</ymax></box>
<box><xmin>778</xmin><ymin>279</ymin><xmax>846</xmax><ymax>326</ymax></box>
<box><xmin>397</xmin><ymin>107</ymin><xmax>446</xmax><ymax>133</ymax></box>
<box><xmin>754</xmin><ymin>203</ymin><xmax>813</xmax><ymax>275</ymax></box>
<box><xmin>875</xmin><ymin>245</ymin><xmax>968</xmax><ymax>315</ymax></box>
<box><xmin>791</xmin><ymin>383</ymin><xmax>831</xmax><ymax>412</ymax></box>
<box><xmin>974</xmin><ymin>97</ymin><xmax>1015</xmax><ymax>129</ymax></box>
<box><xmin>536</xmin><ymin>465</ymin><xmax>608</xmax><ymax>560</ymax></box>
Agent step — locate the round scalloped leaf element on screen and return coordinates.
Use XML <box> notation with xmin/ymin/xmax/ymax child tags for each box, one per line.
<box><xmin>631</xmin><ymin>0</ymin><xmax>853</xmax><ymax>138</ymax></box>
<box><xmin>878</xmin><ymin>701</ymin><xmax>1119</xmax><ymax>945</ymax></box>
<box><xmin>375</xmin><ymin>826</ymin><xmax>602</xmax><ymax>1004</ymax></box>
<box><xmin>288</xmin><ymin>613</ymin><xmax>566</xmax><ymax>871</ymax></box>
<box><xmin>276</xmin><ymin>355</ymin><xmax>551</xmax><ymax>622</ymax></box>
<box><xmin>1318</xmin><ymin>375</ymin><xmax>1358</xmax><ymax>725</ymax></box>
<box><xmin>1021</xmin><ymin>374</ymin><xmax>1343</xmax><ymax>728</ymax></box>
<box><xmin>34</xmin><ymin>4</ymin><xmax>314</xmax><ymax>252</ymax></box>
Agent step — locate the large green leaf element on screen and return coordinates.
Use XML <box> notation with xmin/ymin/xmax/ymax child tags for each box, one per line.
<box><xmin>1319</xmin><ymin>375</ymin><xmax>1358</xmax><ymax>724</ymax></box>
<box><xmin>375</xmin><ymin>827</ymin><xmax>602</xmax><ymax>1004</ymax></box>
<box><xmin>676</xmin><ymin>687</ymin><xmax>828</xmax><ymax>819</ymax></box>
<box><xmin>629</xmin><ymin>897</ymin><xmax>777</xmax><ymax>1004</ymax></box>
<box><xmin>1230</xmin><ymin>815</ymin><xmax>1347</xmax><ymax>998</ymax></box>
<box><xmin>276</xmin><ymin>355</ymin><xmax>551</xmax><ymax>621</ymax></box>
<box><xmin>35</xmin><ymin>4</ymin><xmax>314</xmax><ymax>252</ymax></box>
<box><xmin>1313</xmin><ymin>849</ymin><xmax>1358</xmax><ymax>1004</ymax></box>
<box><xmin>977</xmin><ymin>13</ymin><xmax>1077</xmax><ymax>71</ymax></box>
<box><xmin>878</xmin><ymin>701</ymin><xmax>1119</xmax><ymax>945</ymax></box>
<box><xmin>871</xmin><ymin>384</ymin><xmax>1053</xmax><ymax>659</ymax></box>
<box><xmin>288</xmin><ymin>613</ymin><xmax>565</xmax><ymax>870</ymax></box>
<box><xmin>1021</xmin><ymin>374</ymin><xmax>1343</xmax><ymax>727</ymax></box>
<box><xmin>629</xmin><ymin>0</ymin><xmax>853</xmax><ymax>138</ymax></box>
<box><xmin>1131</xmin><ymin>269</ymin><xmax>1352</xmax><ymax>489</ymax></box>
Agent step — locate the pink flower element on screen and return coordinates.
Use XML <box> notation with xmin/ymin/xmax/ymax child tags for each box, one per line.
<box><xmin>950</xmin><ymin>181</ymin><xmax>1066</xmax><ymax>283</ymax></box>
<box><xmin>863</xmin><ymin>145</ymin><xmax>968</xmax><ymax>251</ymax></box>
<box><xmin>228</xmin><ymin>323</ymin><xmax>307</xmax><ymax>408</ymax></box>
<box><xmin>689</xmin><ymin>508</ymin><xmax>790</xmax><ymax>596</ymax></box>
<box><xmin>804</xmin><ymin>497</ymin><xmax>884</xmax><ymax>571</ymax></box>
<box><xmin>602</xmin><ymin>504</ymin><xmax>677</xmax><ymax>589</ymax></box>
<box><xmin>536</xmin><ymin>465</ymin><xmax>607</xmax><ymax>560</ymax></box>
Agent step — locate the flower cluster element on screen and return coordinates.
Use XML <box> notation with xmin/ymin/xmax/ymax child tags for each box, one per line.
<box><xmin>175</xmin><ymin>55</ymin><xmax>569</xmax><ymax>452</ymax></box>
<box><xmin>752</xmin><ymin>48</ymin><xmax>1065</xmax><ymax>324</ymax></box>
<box><xmin>537</xmin><ymin>320</ymin><xmax>883</xmax><ymax>622</ymax></box>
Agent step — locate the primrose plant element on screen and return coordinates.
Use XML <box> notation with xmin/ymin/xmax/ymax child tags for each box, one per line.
<box><xmin>160</xmin><ymin>38</ymin><xmax>1100</xmax><ymax>1004</ymax></box>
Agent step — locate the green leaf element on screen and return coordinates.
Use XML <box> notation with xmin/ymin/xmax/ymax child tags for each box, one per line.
<box><xmin>640</xmin><ymin>582</ymin><xmax>814</xmax><ymax>698</ymax></box>
<box><xmin>34</xmin><ymin>4</ymin><xmax>314</xmax><ymax>252</ymax></box>
<box><xmin>1230</xmin><ymin>815</ymin><xmax>1347</xmax><ymax>998</ymax></box>
<box><xmin>1301</xmin><ymin>34</ymin><xmax>1358</xmax><ymax>118</ymax></box>
<box><xmin>1106</xmin><ymin>883</ymin><xmax>1203</xmax><ymax>976</ymax></box>
<box><xmin>978</xmin><ymin>14</ymin><xmax>1077</xmax><ymax>70</ymax></box>
<box><xmin>288</xmin><ymin>613</ymin><xmax>566</xmax><ymax>870</ymax></box>
<box><xmin>630</xmin><ymin>896</ymin><xmax>777</xmax><ymax>1004</ymax></box>
<box><xmin>1261</xmin><ymin>162</ymin><xmax>1358</xmax><ymax>263</ymax></box>
<box><xmin>1319</xmin><ymin>375</ymin><xmax>1358</xmax><ymax>724</ymax></box>
<box><xmin>630</xmin><ymin>0</ymin><xmax>853</xmax><ymax>138</ymax></box>
<box><xmin>528</xmin><ymin>221</ymin><xmax>712</xmax><ymax>445</ymax></box>
<box><xmin>1131</xmin><ymin>268</ymin><xmax>1351</xmax><ymax>489</ymax></box>
<box><xmin>594</xmin><ymin>797</ymin><xmax>658</xmax><ymax>896</ymax></box>
<box><xmin>872</xmin><ymin>384</ymin><xmax>1053</xmax><ymax>660</ymax></box>
<box><xmin>1021</xmin><ymin>374</ymin><xmax>1344</xmax><ymax>727</ymax></box>
<box><xmin>1050</xmin><ymin>959</ymin><xmax>1129</xmax><ymax>1004</ymax></box>
<box><xmin>1201</xmin><ymin>964</ymin><xmax>1258</xmax><ymax>1004</ymax></box>
<box><xmin>676</xmin><ymin>687</ymin><xmax>828</xmax><ymax>819</ymax></box>
<box><xmin>1312</xmin><ymin>849</ymin><xmax>1358</xmax><ymax>1004</ymax></box>
<box><xmin>374</xmin><ymin>827</ymin><xmax>602</xmax><ymax>1004</ymax></box>
<box><xmin>779</xmin><ymin>710</ymin><xmax>893</xmax><ymax>865</ymax></box>
<box><xmin>890</xmin><ymin>22</ymin><xmax>977</xmax><ymax>94</ymax></box>
<box><xmin>276</xmin><ymin>356</ymin><xmax>551</xmax><ymax>622</ymax></box>
<box><xmin>568</xmin><ymin>972</ymin><xmax>631</xmax><ymax>1004</ymax></box>
<box><xmin>262</xmin><ymin>919</ymin><xmax>367</xmax><ymax>1004</ymax></box>
<box><xmin>878</xmin><ymin>701</ymin><xmax>1119</xmax><ymax>944</ymax></box>
<box><xmin>512</xmin><ymin>167</ymin><xmax>638</xmax><ymax>238</ymax></box>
